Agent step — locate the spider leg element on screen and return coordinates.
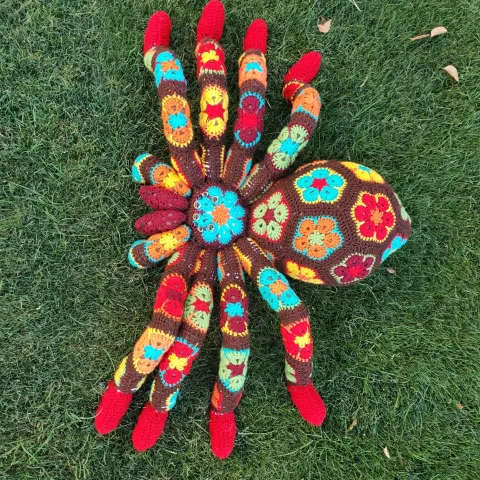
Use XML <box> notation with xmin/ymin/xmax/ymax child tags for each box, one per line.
<box><xmin>221</xmin><ymin>19</ymin><xmax>268</xmax><ymax>190</ymax></box>
<box><xmin>233</xmin><ymin>237</ymin><xmax>326</xmax><ymax>426</ymax></box>
<box><xmin>94</xmin><ymin>243</ymin><xmax>198</xmax><ymax>435</ymax></box>
<box><xmin>239</xmin><ymin>52</ymin><xmax>323</xmax><ymax>204</ymax></box>
<box><xmin>195</xmin><ymin>0</ymin><xmax>228</xmax><ymax>181</ymax></box>
<box><xmin>209</xmin><ymin>246</ymin><xmax>249</xmax><ymax>459</ymax></box>
<box><xmin>128</xmin><ymin>225</ymin><xmax>191</xmax><ymax>269</ymax></box>
<box><xmin>131</xmin><ymin>249</ymin><xmax>217</xmax><ymax>451</ymax></box>
<box><xmin>143</xmin><ymin>12</ymin><xmax>204</xmax><ymax>188</ymax></box>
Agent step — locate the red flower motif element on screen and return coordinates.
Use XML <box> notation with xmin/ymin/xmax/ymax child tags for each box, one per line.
<box><xmin>280</xmin><ymin>319</ymin><xmax>313</xmax><ymax>361</ymax></box>
<box><xmin>236</xmin><ymin>95</ymin><xmax>264</xmax><ymax>145</ymax></box>
<box><xmin>154</xmin><ymin>274</ymin><xmax>187</xmax><ymax>319</ymax></box>
<box><xmin>332</xmin><ymin>254</ymin><xmax>375</xmax><ymax>284</ymax></box>
<box><xmin>353</xmin><ymin>193</ymin><xmax>395</xmax><ymax>242</ymax></box>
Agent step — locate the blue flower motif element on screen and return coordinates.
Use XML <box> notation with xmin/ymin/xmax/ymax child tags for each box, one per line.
<box><xmin>381</xmin><ymin>235</ymin><xmax>408</xmax><ymax>262</ymax></box>
<box><xmin>154</xmin><ymin>52</ymin><xmax>186</xmax><ymax>86</ymax></box>
<box><xmin>258</xmin><ymin>267</ymin><xmax>300</xmax><ymax>312</ymax></box>
<box><xmin>143</xmin><ymin>345</ymin><xmax>163</xmax><ymax>361</ymax></box>
<box><xmin>295</xmin><ymin>167</ymin><xmax>346</xmax><ymax>204</ymax></box>
<box><xmin>245</xmin><ymin>61</ymin><xmax>263</xmax><ymax>73</ymax></box>
<box><xmin>280</xmin><ymin>138</ymin><xmax>300</xmax><ymax>156</ymax></box>
<box><xmin>225</xmin><ymin>302</ymin><xmax>244</xmax><ymax>317</ymax></box>
<box><xmin>192</xmin><ymin>186</ymin><xmax>246</xmax><ymax>245</ymax></box>
<box><xmin>168</xmin><ymin>112</ymin><xmax>188</xmax><ymax>129</ymax></box>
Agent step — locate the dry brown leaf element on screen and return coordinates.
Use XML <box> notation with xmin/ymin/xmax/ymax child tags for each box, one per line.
<box><xmin>456</xmin><ymin>402</ymin><xmax>464</xmax><ymax>410</ymax></box>
<box><xmin>430</xmin><ymin>26</ymin><xmax>448</xmax><ymax>37</ymax></box>
<box><xmin>347</xmin><ymin>418</ymin><xmax>358</xmax><ymax>432</ymax></box>
<box><xmin>383</xmin><ymin>446</ymin><xmax>391</xmax><ymax>459</ymax></box>
<box><xmin>318</xmin><ymin>18</ymin><xmax>332</xmax><ymax>33</ymax></box>
<box><xmin>386</xmin><ymin>268</ymin><xmax>396</xmax><ymax>274</ymax></box>
<box><xmin>410</xmin><ymin>34</ymin><xmax>430</xmax><ymax>41</ymax></box>
<box><xmin>442</xmin><ymin>65</ymin><xmax>459</xmax><ymax>82</ymax></box>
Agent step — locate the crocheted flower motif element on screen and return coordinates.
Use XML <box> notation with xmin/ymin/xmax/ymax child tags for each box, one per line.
<box><xmin>239</xmin><ymin>53</ymin><xmax>267</xmax><ymax>86</ymax></box>
<box><xmin>258</xmin><ymin>267</ymin><xmax>300</xmax><ymax>312</ymax></box>
<box><xmin>163</xmin><ymin>390</ymin><xmax>180</xmax><ymax>411</ymax></box>
<box><xmin>331</xmin><ymin>253</ymin><xmax>376</xmax><ymax>284</ymax></box>
<box><xmin>219</xmin><ymin>348</ymin><xmax>249</xmax><ymax>392</ymax></box>
<box><xmin>295</xmin><ymin>167</ymin><xmax>346</xmax><ymax>204</ymax></box>
<box><xmin>234</xmin><ymin>92</ymin><xmax>265</xmax><ymax>148</ymax></box>
<box><xmin>158</xmin><ymin>339</ymin><xmax>199</xmax><ymax>387</ymax></box>
<box><xmin>132</xmin><ymin>327</ymin><xmax>175</xmax><ymax>375</ymax></box>
<box><xmin>220</xmin><ymin>285</ymin><xmax>248</xmax><ymax>337</ymax></box>
<box><xmin>268</xmin><ymin>125</ymin><xmax>309</xmax><ymax>170</ymax></box>
<box><xmin>200</xmin><ymin>84</ymin><xmax>228</xmax><ymax>137</ymax></box>
<box><xmin>281</xmin><ymin>319</ymin><xmax>313</xmax><ymax>361</ymax></box>
<box><xmin>292</xmin><ymin>87</ymin><xmax>321</xmax><ymax>120</ymax></box>
<box><xmin>285</xmin><ymin>260</ymin><xmax>324</xmax><ymax>285</ymax></box>
<box><xmin>183</xmin><ymin>283</ymin><xmax>213</xmax><ymax>332</ymax></box>
<box><xmin>154</xmin><ymin>51</ymin><xmax>185</xmax><ymax>87</ymax></box>
<box><xmin>381</xmin><ymin>234</ymin><xmax>408</xmax><ymax>263</ymax></box>
<box><xmin>341</xmin><ymin>161</ymin><xmax>384</xmax><ymax>183</ymax></box>
<box><xmin>251</xmin><ymin>191</ymin><xmax>290</xmax><ymax>242</ymax></box>
<box><xmin>154</xmin><ymin>273</ymin><xmax>188</xmax><ymax>320</ymax></box>
<box><xmin>161</xmin><ymin>95</ymin><xmax>194</xmax><ymax>147</ymax></box>
<box><xmin>352</xmin><ymin>192</ymin><xmax>396</xmax><ymax>242</ymax></box>
<box><xmin>196</xmin><ymin>41</ymin><xmax>226</xmax><ymax>75</ymax></box>
<box><xmin>193</xmin><ymin>186</ymin><xmax>245</xmax><ymax>245</ymax></box>
<box><xmin>293</xmin><ymin>216</ymin><xmax>343</xmax><ymax>261</ymax></box>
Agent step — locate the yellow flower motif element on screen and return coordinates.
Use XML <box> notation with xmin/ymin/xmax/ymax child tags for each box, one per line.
<box><xmin>201</xmin><ymin>50</ymin><xmax>219</xmax><ymax>64</ymax></box>
<box><xmin>163</xmin><ymin>172</ymin><xmax>179</xmax><ymax>189</ymax></box>
<box><xmin>342</xmin><ymin>161</ymin><xmax>384</xmax><ymax>183</ymax></box>
<box><xmin>168</xmin><ymin>353</ymin><xmax>188</xmax><ymax>371</ymax></box>
<box><xmin>294</xmin><ymin>332</ymin><xmax>311</xmax><ymax>349</ymax></box>
<box><xmin>160</xmin><ymin>232</ymin><xmax>178</xmax><ymax>251</ymax></box>
<box><xmin>285</xmin><ymin>261</ymin><xmax>324</xmax><ymax>285</ymax></box>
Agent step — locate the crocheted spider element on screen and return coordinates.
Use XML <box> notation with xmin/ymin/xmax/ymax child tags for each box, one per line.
<box><xmin>95</xmin><ymin>0</ymin><xmax>411</xmax><ymax>459</ymax></box>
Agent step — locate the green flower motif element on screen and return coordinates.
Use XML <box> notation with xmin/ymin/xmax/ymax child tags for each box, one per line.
<box><xmin>267</xmin><ymin>125</ymin><xmax>309</xmax><ymax>170</ymax></box>
<box><xmin>252</xmin><ymin>191</ymin><xmax>290</xmax><ymax>242</ymax></box>
<box><xmin>219</xmin><ymin>348</ymin><xmax>249</xmax><ymax>392</ymax></box>
<box><xmin>183</xmin><ymin>283</ymin><xmax>213</xmax><ymax>331</ymax></box>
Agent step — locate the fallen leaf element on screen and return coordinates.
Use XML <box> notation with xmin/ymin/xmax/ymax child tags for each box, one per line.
<box><xmin>383</xmin><ymin>446</ymin><xmax>391</xmax><ymax>459</ymax></box>
<box><xmin>386</xmin><ymin>268</ymin><xmax>396</xmax><ymax>274</ymax></box>
<box><xmin>318</xmin><ymin>18</ymin><xmax>332</xmax><ymax>33</ymax></box>
<box><xmin>347</xmin><ymin>418</ymin><xmax>358</xmax><ymax>432</ymax></box>
<box><xmin>442</xmin><ymin>65</ymin><xmax>459</xmax><ymax>82</ymax></box>
<box><xmin>360</xmin><ymin>75</ymin><xmax>369</xmax><ymax>88</ymax></box>
<box><xmin>410</xmin><ymin>34</ymin><xmax>430</xmax><ymax>41</ymax></box>
<box><xmin>456</xmin><ymin>402</ymin><xmax>464</xmax><ymax>410</ymax></box>
<box><xmin>430</xmin><ymin>26</ymin><xmax>448</xmax><ymax>37</ymax></box>
<box><xmin>410</xmin><ymin>26</ymin><xmax>447</xmax><ymax>41</ymax></box>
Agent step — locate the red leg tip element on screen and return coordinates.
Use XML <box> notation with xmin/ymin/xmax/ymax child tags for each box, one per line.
<box><xmin>132</xmin><ymin>403</ymin><xmax>169</xmax><ymax>452</ymax></box>
<box><xmin>144</xmin><ymin>11</ymin><xmax>171</xmax><ymax>54</ymax></box>
<box><xmin>283</xmin><ymin>51</ymin><xmax>322</xmax><ymax>85</ymax></box>
<box><xmin>287</xmin><ymin>382</ymin><xmax>327</xmax><ymax>427</ymax></box>
<box><xmin>95</xmin><ymin>381</ymin><xmax>133</xmax><ymax>435</ymax></box>
<box><xmin>209</xmin><ymin>410</ymin><xmax>236</xmax><ymax>459</ymax></box>
<box><xmin>197</xmin><ymin>0</ymin><xmax>225</xmax><ymax>43</ymax></box>
<box><xmin>243</xmin><ymin>18</ymin><xmax>268</xmax><ymax>53</ymax></box>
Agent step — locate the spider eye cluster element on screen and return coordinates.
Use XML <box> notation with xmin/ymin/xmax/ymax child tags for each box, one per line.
<box><xmin>188</xmin><ymin>184</ymin><xmax>247</xmax><ymax>249</ymax></box>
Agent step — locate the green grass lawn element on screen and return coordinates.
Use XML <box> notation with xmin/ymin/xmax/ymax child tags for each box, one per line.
<box><xmin>1</xmin><ymin>0</ymin><xmax>479</xmax><ymax>478</ymax></box>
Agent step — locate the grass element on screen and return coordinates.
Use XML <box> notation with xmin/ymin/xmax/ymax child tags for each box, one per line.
<box><xmin>1</xmin><ymin>0</ymin><xmax>479</xmax><ymax>478</ymax></box>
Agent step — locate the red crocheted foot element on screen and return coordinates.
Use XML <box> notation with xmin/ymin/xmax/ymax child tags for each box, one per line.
<box><xmin>283</xmin><ymin>51</ymin><xmax>322</xmax><ymax>84</ymax></box>
<box><xmin>197</xmin><ymin>0</ymin><xmax>225</xmax><ymax>43</ymax></box>
<box><xmin>287</xmin><ymin>382</ymin><xmax>327</xmax><ymax>427</ymax></box>
<box><xmin>209</xmin><ymin>409</ymin><xmax>236</xmax><ymax>459</ymax></box>
<box><xmin>132</xmin><ymin>403</ymin><xmax>169</xmax><ymax>452</ymax></box>
<box><xmin>95</xmin><ymin>381</ymin><xmax>133</xmax><ymax>435</ymax></box>
<box><xmin>144</xmin><ymin>11</ymin><xmax>171</xmax><ymax>54</ymax></box>
<box><xmin>243</xmin><ymin>19</ymin><xmax>268</xmax><ymax>53</ymax></box>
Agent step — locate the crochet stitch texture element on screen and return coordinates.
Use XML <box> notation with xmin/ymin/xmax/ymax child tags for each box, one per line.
<box><xmin>95</xmin><ymin>0</ymin><xmax>411</xmax><ymax>459</ymax></box>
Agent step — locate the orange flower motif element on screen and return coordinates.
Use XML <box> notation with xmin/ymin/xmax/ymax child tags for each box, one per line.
<box><xmin>285</xmin><ymin>261</ymin><xmax>324</xmax><ymax>284</ymax></box>
<box><xmin>293</xmin><ymin>87</ymin><xmax>321</xmax><ymax>119</ymax></box>
<box><xmin>293</xmin><ymin>216</ymin><xmax>343</xmax><ymax>261</ymax></box>
<box><xmin>239</xmin><ymin>53</ymin><xmax>267</xmax><ymax>86</ymax></box>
